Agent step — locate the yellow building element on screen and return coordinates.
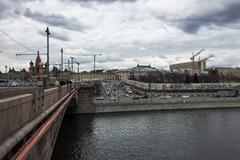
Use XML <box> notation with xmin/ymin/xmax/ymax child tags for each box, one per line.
<box><xmin>170</xmin><ymin>61</ymin><xmax>206</xmax><ymax>75</ymax></box>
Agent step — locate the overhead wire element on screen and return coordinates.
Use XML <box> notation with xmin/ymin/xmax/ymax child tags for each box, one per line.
<box><xmin>0</xmin><ymin>28</ymin><xmax>35</xmax><ymax>53</ymax></box>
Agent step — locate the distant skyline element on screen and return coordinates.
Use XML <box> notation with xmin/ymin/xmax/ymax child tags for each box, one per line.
<box><xmin>0</xmin><ymin>0</ymin><xmax>240</xmax><ymax>72</ymax></box>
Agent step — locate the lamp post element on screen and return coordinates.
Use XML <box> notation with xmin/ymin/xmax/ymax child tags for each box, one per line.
<box><xmin>5</xmin><ymin>65</ymin><xmax>7</xmax><ymax>81</ymax></box>
<box><xmin>45</xmin><ymin>27</ymin><xmax>50</xmax><ymax>84</ymax></box>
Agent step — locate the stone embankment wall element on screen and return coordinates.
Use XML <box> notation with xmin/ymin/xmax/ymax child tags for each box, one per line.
<box><xmin>122</xmin><ymin>79</ymin><xmax>240</xmax><ymax>91</ymax></box>
<box><xmin>92</xmin><ymin>101</ymin><xmax>240</xmax><ymax>113</ymax></box>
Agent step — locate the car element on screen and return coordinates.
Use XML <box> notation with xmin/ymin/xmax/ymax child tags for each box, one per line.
<box><xmin>213</xmin><ymin>94</ymin><xmax>221</xmax><ymax>98</ymax></box>
<box><xmin>7</xmin><ymin>81</ymin><xmax>18</xmax><ymax>87</ymax></box>
<box><xmin>182</xmin><ymin>95</ymin><xmax>190</xmax><ymax>98</ymax></box>
<box><xmin>126</xmin><ymin>90</ymin><xmax>133</xmax><ymax>94</ymax></box>
<box><xmin>132</xmin><ymin>97</ymin><xmax>140</xmax><ymax>100</ymax></box>
<box><xmin>159</xmin><ymin>95</ymin><xmax>172</xmax><ymax>99</ymax></box>
<box><xmin>165</xmin><ymin>95</ymin><xmax>172</xmax><ymax>99</ymax></box>
<box><xmin>37</xmin><ymin>81</ymin><xmax>43</xmax><ymax>86</ymax></box>
<box><xmin>158</xmin><ymin>95</ymin><xmax>165</xmax><ymax>99</ymax></box>
<box><xmin>96</xmin><ymin>97</ymin><xmax>104</xmax><ymax>100</ymax></box>
<box><xmin>141</xmin><ymin>95</ymin><xmax>149</xmax><ymax>98</ymax></box>
<box><xmin>109</xmin><ymin>97</ymin><xmax>117</xmax><ymax>100</ymax></box>
<box><xmin>55</xmin><ymin>81</ymin><xmax>60</xmax><ymax>86</ymax></box>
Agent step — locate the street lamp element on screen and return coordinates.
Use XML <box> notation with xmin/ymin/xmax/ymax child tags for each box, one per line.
<box><xmin>45</xmin><ymin>27</ymin><xmax>50</xmax><ymax>84</ymax></box>
<box><xmin>5</xmin><ymin>65</ymin><xmax>7</xmax><ymax>81</ymax></box>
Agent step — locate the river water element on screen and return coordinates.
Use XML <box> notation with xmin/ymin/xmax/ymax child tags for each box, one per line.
<box><xmin>52</xmin><ymin>109</ymin><xmax>240</xmax><ymax>160</ymax></box>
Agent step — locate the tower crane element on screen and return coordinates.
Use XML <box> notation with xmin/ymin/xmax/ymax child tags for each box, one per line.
<box><xmin>190</xmin><ymin>49</ymin><xmax>205</xmax><ymax>61</ymax></box>
<box><xmin>200</xmin><ymin>55</ymin><xmax>214</xmax><ymax>62</ymax></box>
<box><xmin>190</xmin><ymin>49</ymin><xmax>205</xmax><ymax>74</ymax></box>
<box><xmin>199</xmin><ymin>54</ymin><xmax>214</xmax><ymax>74</ymax></box>
<box><xmin>79</xmin><ymin>53</ymin><xmax>102</xmax><ymax>72</ymax></box>
<box><xmin>73</xmin><ymin>60</ymin><xmax>80</xmax><ymax>73</ymax></box>
<box><xmin>16</xmin><ymin>51</ymin><xmax>46</xmax><ymax>56</ymax></box>
<box><xmin>70</xmin><ymin>56</ymin><xmax>76</xmax><ymax>72</ymax></box>
<box><xmin>50</xmin><ymin>62</ymin><xmax>71</xmax><ymax>71</ymax></box>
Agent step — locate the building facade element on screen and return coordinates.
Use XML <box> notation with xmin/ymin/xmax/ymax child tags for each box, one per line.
<box><xmin>170</xmin><ymin>61</ymin><xmax>206</xmax><ymax>75</ymax></box>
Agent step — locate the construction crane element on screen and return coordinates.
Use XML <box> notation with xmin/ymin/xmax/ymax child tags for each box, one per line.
<box><xmin>16</xmin><ymin>52</ymin><xmax>46</xmax><ymax>56</ymax></box>
<box><xmin>190</xmin><ymin>49</ymin><xmax>205</xmax><ymax>75</ymax></box>
<box><xmin>50</xmin><ymin>62</ymin><xmax>70</xmax><ymax>70</ymax></box>
<box><xmin>190</xmin><ymin>49</ymin><xmax>205</xmax><ymax>61</ymax></box>
<box><xmin>73</xmin><ymin>60</ymin><xmax>80</xmax><ymax>73</ymax></box>
<box><xmin>70</xmin><ymin>56</ymin><xmax>76</xmax><ymax>72</ymax></box>
<box><xmin>79</xmin><ymin>53</ymin><xmax>102</xmax><ymax>72</ymax></box>
<box><xmin>200</xmin><ymin>54</ymin><xmax>214</xmax><ymax>62</ymax></box>
<box><xmin>199</xmin><ymin>55</ymin><xmax>214</xmax><ymax>74</ymax></box>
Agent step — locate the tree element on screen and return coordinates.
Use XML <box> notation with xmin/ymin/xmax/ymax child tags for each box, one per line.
<box><xmin>193</xmin><ymin>73</ymin><xmax>199</xmax><ymax>83</ymax></box>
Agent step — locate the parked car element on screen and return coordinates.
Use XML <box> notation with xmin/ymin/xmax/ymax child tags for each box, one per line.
<box><xmin>159</xmin><ymin>95</ymin><xmax>172</xmax><ymax>99</ymax></box>
<box><xmin>96</xmin><ymin>97</ymin><xmax>104</xmax><ymax>100</ymax></box>
<box><xmin>213</xmin><ymin>94</ymin><xmax>221</xmax><ymax>98</ymax></box>
<box><xmin>132</xmin><ymin>97</ymin><xmax>140</xmax><ymax>100</ymax></box>
<box><xmin>141</xmin><ymin>95</ymin><xmax>149</xmax><ymax>99</ymax></box>
<box><xmin>7</xmin><ymin>81</ymin><xmax>18</xmax><ymax>87</ymax></box>
<box><xmin>182</xmin><ymin>95</ymin><xmax>190</xmax><ymax>98</ymax></box>
<box><xmin>37</xmin><ymin>81</ymin><xmax>43</xmax><ymax>86</ymax></box>
<box><xmin>109</xmin><ymin>97</ymin><xmax>117</xmax><ymax>100</ymax></box>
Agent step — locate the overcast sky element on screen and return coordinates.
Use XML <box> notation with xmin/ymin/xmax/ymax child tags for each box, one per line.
<box><xmin>0</xmin><ymin>0</ymin><xmax>240</xmax><ymax>72</ymax></box>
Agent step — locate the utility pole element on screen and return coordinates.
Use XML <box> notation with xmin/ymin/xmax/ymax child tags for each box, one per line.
<box><xmin>73</xmin><ymin>61</ymin><xmax>80</xmax><ymax>73</ymax></box>
<box><xmin>70</xmin><ymin>57</ymin><xmax>76</xmax><ymax>72</ymax></box>
<box><xmin>5</xmin><ymin>65</ymin><xmax>7</xmax><ymax>80</ymax></box>
<box><xmin>45</xmin><ymin>27</ymin><xmax>50</xmax><ymax>81</ymax></box>
<box><xmin>70</xmin><ymin>57</ymin><xmax>76</xmax><ymax>81</ymax></box>
<box><xmin>61</xmin><ymin>48</ymin><xmax>63</xmax><ymax>71</ymax></box>
<box><xmin>94</xmin><ymin>54</ymin><xmax>96</xmax><ymax>72</ymax></box>
<box><xmin>93</xmin><ymin>54</ymin><xmax>102</xmax><ymax>72</ymax></box>
<box><xmin>68</xmin><ymin>59</ymin><xmax>70</xmax><ymax>71</ymax></box>
<box><xmin>79</xmin><ymin>53</ymin><xmax>102</xmax><ymax>72</ymax></box>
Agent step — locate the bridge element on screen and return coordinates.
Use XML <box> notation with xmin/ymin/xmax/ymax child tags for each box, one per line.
<box><xmin>0</xmin><ymin>84</ymin><xmax>95</xmax><ymax>160</ymax></box>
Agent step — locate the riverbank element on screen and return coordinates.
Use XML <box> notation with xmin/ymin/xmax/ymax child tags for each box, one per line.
<box><xmin>86</xmin><ymin>100</ymin><xmax>240</xmax><ymax>113</ymax></box>
<box><xmin>93</xmin><ymin>101</ymin><xmax>240</xmax><ymax>113</ymax></box>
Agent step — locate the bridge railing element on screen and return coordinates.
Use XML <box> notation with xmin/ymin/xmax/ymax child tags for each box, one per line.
<box><xmin>0</xmin><ymin>85</ymin><xmax>72</xmax><ymax>144</ymax></box>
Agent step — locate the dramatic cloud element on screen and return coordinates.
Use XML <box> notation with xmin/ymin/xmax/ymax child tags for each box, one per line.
<box><xmin>24</xmin><ymin>8</ymin><xmax>87</xmax><ymax>32</ymax></box>
<box><xmin>97</xmin><ymin>56</ymin><xmax>124</xmax><ymax>63</ymax></box>
<box><xmin>38</xmin><ymin>30</ymin><xmax>71</xmax><ymax>42</ymax></box>
<box><xmin>178</xmin><ymin>1</ymin><xmax>240</xmax><ymax>33</ymax></box>
<box><xmin>0</xmin><ymin>0</ymin><xmax>240</xmax><ymax>71</ymax></box>
<box><xmin>63</xmin><ymin>0</ymin><xmax>137</xmax><ymax>5</ymax></box>
<box><xmin>153</xmin><ymin>0</ymin><xmax>240</xmax><ymax>34</ymax></box>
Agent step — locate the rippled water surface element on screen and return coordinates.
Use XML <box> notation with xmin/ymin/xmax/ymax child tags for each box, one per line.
<box><xmin>52</xmin><ymin>109</ymin><xmax>240</xmax><ymax>160</ymax></box>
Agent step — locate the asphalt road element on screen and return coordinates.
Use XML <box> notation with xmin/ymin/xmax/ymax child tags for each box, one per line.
<box><xmin>94</xmin><ymin>95</ymin><xmax>240</xmax><ymax>105</ymax></box>
<box><xmin>96</xmin><ymin>81</ymin><xmax>240</xmax><ymax>105</ymax></box>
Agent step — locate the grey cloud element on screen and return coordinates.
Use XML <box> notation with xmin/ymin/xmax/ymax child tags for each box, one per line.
<box><xmin>210</xmin><ymin>55</ymin><xmax>240</xmax><ymax>67</ymax></box>
<box><xmin>97</xmin><ymin>56</ymin><xmax>124</xmax><ymax>63</ymax></box>
<box><xmin>0</xmin><ymin>1</ymin><xmax>12</xmax><ymax>19</ymax></box>
<box><xmin>0</xmin><ymin>2</ymin><xmax>9</xmax><ymax>14</ymax></box>
<box><xmin>178</xmin><ymin>1</ymin><xmax>240</xmax><ymax>33</ymax></box>
<box><xmin>38</xmin><ymin>30</ymin><xmax>71</xmax><ymax>42</ymax></box>
<box><xmin>78</xmin><ymin>58</ymin><xmax>93</xmax><ymax>64</ymax></box>
<box><xmin>24</xmin><ymin>8</ymin><xmax>87</xmax><ymax>32</ymax></box>
<box><xmin>62</xmin><ymin>0</ymin><xmax>137</xmax><ymax>4</ymax></box>
<box><xmin>60</xmin><ymin>0</ymin><xmax>138</xmax><ymax>8</ymax></box>
<box><xmin>156</xmin><ymin>1</ymin><xmax>240</xmax><ymax>34</ymax></box>
<box><xmin>0</xmin><ymin>0</ymin><xmax>41</xmax><ymax>20</ymax></box>
<box><xmin>158</xmin><ymin>55</ymin><xmax>167</xmax><ymax>59</ymax></box>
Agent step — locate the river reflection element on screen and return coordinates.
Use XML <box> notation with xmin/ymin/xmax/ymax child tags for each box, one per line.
<box><xmin>52</xmin><ymin>109</ymin><xmax>240</xmax><ymax>160</ymax></box>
